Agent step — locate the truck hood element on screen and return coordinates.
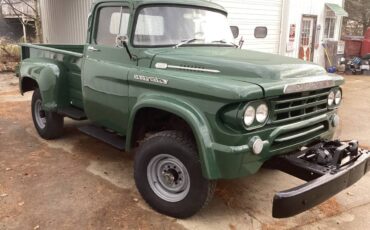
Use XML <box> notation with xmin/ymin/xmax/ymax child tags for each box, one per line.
<box><xmin>149</xmin><ymin>47</ymin><xmax>344</xmax><ymax>97</ymax></box>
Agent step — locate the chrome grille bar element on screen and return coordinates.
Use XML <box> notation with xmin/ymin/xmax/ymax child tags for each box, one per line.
<box><xmin>271</xmin><ymin>89</ymin><xmax>330</xmax><ymax>124</ymax></box>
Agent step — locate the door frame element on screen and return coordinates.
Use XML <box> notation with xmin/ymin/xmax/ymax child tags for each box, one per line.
<box><xmin>299</xmin><ymin>14</ymin><xmax>317</xmax><ymax>62</ymax></box>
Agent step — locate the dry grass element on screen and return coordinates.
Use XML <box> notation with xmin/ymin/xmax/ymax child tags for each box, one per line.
<box><xmin>0</xmin><ymin>37</ymin><xmax>20</xmax><ymax>72</ymax></box>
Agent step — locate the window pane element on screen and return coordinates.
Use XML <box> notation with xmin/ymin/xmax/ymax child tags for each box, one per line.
<box><xmin>134</xmin><ymin>6</ymin><xmax>234</xmax><ymax>46</ymax></box>
<box><xmin>324</xmin><ymin>17</ymin><xmax>336</xmax><ymax>39</ymax></box>
<box><xmin>324</xmin><ymin>18</ymin><xmax>330</xmax><ymax>38</ymax></box>
<box><xmin>96</xmin><ymin>7</ymin><xmax>130</xmax><ymax>46</ymax></box>
<box><xmin>329</xmin><ymin>18</ymin><xmax>335</xmax><ymax>38</ymax></box>
<box><xmin>136</xmin><ymin>15</ymin><xmax>164</xmax><ymax>36</ymax></box>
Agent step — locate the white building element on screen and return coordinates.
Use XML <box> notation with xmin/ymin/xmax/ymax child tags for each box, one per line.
<box><xmin>39</xmin><ymin>0</ymin><xmax>347</xmax><ymax>67</ymax></box>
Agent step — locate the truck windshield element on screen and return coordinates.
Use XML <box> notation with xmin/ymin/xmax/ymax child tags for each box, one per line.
<box><xmin>133</xmin><ymin>6</ymin><xmax>234</xmax><ymax>47</ymax></box>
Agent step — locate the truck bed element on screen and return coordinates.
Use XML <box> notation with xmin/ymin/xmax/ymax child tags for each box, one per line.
<box><xmin>20</xmin><ymin>44</ymin><xmax>85</xmax><ymax>109</ymax></box>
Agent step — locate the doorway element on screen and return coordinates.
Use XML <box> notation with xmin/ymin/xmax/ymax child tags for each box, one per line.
<box><xmin>299</xmin><ymin>16</ymin><xmax>317</xmax><ymax>62</ymax></box>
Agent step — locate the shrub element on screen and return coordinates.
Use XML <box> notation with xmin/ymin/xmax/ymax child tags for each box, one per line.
<box><xmin>0</xmin><ymin>37</ymin><xmax>20</xmax><ymax>63</ymax></box>
<box><xmin>0</xmin><ymin>37</ymin><xmax>20</xmax><ymax>72</ymax></box>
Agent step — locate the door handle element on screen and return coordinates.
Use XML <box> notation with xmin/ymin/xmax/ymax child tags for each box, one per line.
<box><xmin>88</xmin><ymin>46</ymin><xmax>100</xmax><ymax>52</ymax></box>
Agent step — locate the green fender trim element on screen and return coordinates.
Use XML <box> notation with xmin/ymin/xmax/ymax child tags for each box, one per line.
<box><xmin>126</xmin><ymin>93</ymin><xmax>221</xmax><ymax>179</ymax></box>
<box><xmin>20</xmin><ymin>59</ymin><xmax>69</xmax><ymax>111</ymax></box>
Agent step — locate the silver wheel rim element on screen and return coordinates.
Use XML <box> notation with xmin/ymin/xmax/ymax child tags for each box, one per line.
<box><xmin>147</xmin><ymin>154</ymin><xmax>190</xmax><ymax>202</ymax></box>
<box><xmin>34</xmin><ymin>99</ymin><xmax>46</xmax><ymax>129</ymax></box>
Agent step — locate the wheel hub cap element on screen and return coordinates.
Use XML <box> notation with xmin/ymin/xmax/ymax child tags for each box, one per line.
<box><xmin>34</xmin><ymin>99</ymin><xmax>46</xmax><ymax>129</ymax></box>
<box><xmin>147</xmin><ymin>154</ymin><xmax>190</xmax><ymax>202</ymax></box>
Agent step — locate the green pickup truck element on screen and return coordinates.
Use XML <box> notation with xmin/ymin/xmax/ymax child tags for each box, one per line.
<box><xmin>18</xmin><ymin>0</ymin><xmax>370</xmax><ymax>219</ymax></box>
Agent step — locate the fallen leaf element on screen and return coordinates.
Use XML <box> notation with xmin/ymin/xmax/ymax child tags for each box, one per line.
<box><xmin>18</xmin><ymin>202</ymin><xmax>25</xmax><ymax>206</ymax></box>
<box><xmin>34</xmin><ymin>225</ymin><xmax>40</xmax><ymax>230</ymax></box>
<box><xmin>133</xmin><ymin>198</ymin><xmax>139</xmax><ymax>202</ymax></box>
<box><xmin>0</xmin><ymin>194</ymin><xmax>7</xmax><ymax>197</ymax></box>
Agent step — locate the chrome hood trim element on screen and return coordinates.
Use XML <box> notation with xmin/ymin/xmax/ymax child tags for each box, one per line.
<box><xmin>155</xmin><ymin>62</ymin><xmax>220</xmax><ymax>73</ymax></box>
<box><xmin>284</xmin><ymin>80</ymin><xmax>336</xmax><ymax>94</ymax></box>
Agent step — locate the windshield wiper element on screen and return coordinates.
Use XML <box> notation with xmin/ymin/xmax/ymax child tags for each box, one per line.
<box><xmin>211</xmin><ymin>40</ymin><xmax>239</xmax><ymax>48</ymax></box>
<box><xmin>174</xmin><ymin>38</ymin><xmax>201</xmax><ymax>48</ymax></box>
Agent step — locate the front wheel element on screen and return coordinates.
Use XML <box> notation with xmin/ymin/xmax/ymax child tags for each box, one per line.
<box><xmin>31</xmin><ymin>89</ymin><xmax>64</xmax><ymax>140</ymax></box>
<box><xmin>134</xmin><ymin>131</ymin><xmax>216</xmax><ymax>219</ymax></box>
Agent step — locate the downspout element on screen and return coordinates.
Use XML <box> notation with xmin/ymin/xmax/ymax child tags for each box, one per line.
<box><xmin>339</xmin><ymin>0</ymin><xmax>346</xmax><ymax>38</ymax></box>
<box><xmin>278</xmin><ymin>0</ymin><xmax>289</xmax><ymax>55</ymax></box>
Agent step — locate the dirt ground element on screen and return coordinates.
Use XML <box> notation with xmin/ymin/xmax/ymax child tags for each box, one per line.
<box><xmin>1</xmin><ymin>72</ymin><xmax>370</xmax><ymax>230</ymax></box>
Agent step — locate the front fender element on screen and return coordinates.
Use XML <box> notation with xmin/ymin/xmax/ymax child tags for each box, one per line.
<box><xmin>126</xmin><ymin>93</ymin><xmax>221</xmax><ymax>179</ymax></box>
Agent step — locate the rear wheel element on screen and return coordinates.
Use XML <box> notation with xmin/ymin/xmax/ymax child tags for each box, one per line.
<box><xmin>134</xmin><ymin>130</ymin><xmax>216</xmax><ymax>219</ymax></box>
<box><xmin>31</xmin><ymin>89</ymin><xmax>64</xmax><ymax>139</ymax></box>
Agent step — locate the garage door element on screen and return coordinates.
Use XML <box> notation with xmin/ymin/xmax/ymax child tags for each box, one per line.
<box><xmin>212</xmin><ymin>0</ymin><xmax>283</xmax><ymax>54</ymax></box>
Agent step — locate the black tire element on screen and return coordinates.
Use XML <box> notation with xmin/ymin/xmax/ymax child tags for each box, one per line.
<box><xmin>134</xmin><ymin>130</ymin><xmax>216</xmax><ymax>219</ymax></box>
<box><xmin>31</xmin><ymin>89</ymin><xmax>64</xmax><ymax>140</ymax></box>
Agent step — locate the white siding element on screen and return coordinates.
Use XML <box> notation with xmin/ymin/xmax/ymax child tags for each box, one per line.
<box><xmin>40</xmin><ymin>0</ymin><xmax>283</xmax><ymax>52</ymax></box>
<box><xmin>212</xmin><ymin>0</ymin><xmax>283</xmax><ymax>54</ymax></box>
<box><xmin>40</xmin><ymin>0</ymin><xmax>93</xmax><ymax>44</ymax></box>
<box><xmin>281</xmin><ymin>0</ymin><xmax>345</xmax><ymax>66</ymax></box>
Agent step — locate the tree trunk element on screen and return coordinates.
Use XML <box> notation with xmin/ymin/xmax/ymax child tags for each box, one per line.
<box><xmin>364</xmin><ymin>24</ymin><xmax>369</xmax><ymax>36</ymax></box>
<box><xmin>33</xmin><ymin>0</ymin><xmax>43</xmax><ymax>43</ymax></box>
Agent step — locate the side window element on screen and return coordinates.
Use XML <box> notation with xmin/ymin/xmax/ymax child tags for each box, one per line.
<box><xmin>95</xmin><ymin>6</ymin><xmax>130</xmax><ymax>46</ymax></box>
<box><xmin>323</xmin><ymin>6</ymin><xmax>336</xmax><ymax>39</ymax></box>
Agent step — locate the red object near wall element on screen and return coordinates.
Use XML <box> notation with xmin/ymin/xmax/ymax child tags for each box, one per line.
<box><xmin>343</xmin><ymin>36</ymin><xmax>363</xmax><ymax>57</ymax></box>
<box><xmin>361</xmin><ymin>27</ymin><xmax>370</xmax><ymax>57</ymax></box>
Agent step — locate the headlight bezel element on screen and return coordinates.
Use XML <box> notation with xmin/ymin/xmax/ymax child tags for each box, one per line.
<box><xmin>241</xmin><ymin>101</ymin><xmax>270</xmax><ymax>130</ymax></box>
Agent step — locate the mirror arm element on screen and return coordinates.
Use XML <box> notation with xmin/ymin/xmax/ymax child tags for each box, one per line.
<box><xmin>123</xmin><ymin>42</ymin><xmax>134</xmax><ymax>60</ymax></box>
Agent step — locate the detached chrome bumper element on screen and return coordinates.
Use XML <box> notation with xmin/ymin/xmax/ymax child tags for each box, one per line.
<box><xmin>265</xmin><ymin>141</ymin><xmax>370</xmax><ymax>218</ymax></box>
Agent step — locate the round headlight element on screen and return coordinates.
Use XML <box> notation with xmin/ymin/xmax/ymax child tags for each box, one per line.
<box><xmin>243</xmin><ymin>106</ymin><xmax>255</xmax><ymax>126</ymax></box>
<box><xmin>335</xmin><ymin>90</ymin><xmax>342</xmax><ymax>105</ymax></box>
<box><xmin>256</xmin><ymin>104</ymin><xmax>269</xmax><ymax>123</ymax></box>
<box><xmin>328</xmin><ymin>91</ymin><xmax>335</xmax><ymax>106</ymax></box>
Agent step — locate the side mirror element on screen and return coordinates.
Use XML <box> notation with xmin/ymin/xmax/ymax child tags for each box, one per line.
<box><xmin>115</xmin><ymin>35</ymin><xmax>134</xmax><ymax>60</ymax></box>
<box><xmin>115</xmin><ymin>35</ymin><xmax>128</xmax><ymax>48</ymax></box>
<box><xmin>230</xmin><ymin>26</ymin><xmax>239</xmax><ymax>39</ymax></box>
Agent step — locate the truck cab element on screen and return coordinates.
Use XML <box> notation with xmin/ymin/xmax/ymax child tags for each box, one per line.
<box><xmin>18</xmin><ymin>0</ymin><xmax>370</xmax><ymax>219</ymax></box>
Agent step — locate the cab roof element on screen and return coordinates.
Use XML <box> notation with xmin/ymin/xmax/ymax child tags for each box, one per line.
<box><xmin>93</xmin><ymin>0</ymin><xmax>227</xmax><ymax>13</ymax></box>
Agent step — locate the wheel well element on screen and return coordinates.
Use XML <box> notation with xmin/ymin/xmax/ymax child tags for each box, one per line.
<box><xmin>21</xmin><ymin>77</ymin><xmax>38</xmax><ymax>93</ymax></box>
<box><xmin>130</xmin><ymin>108</ymin><xmax>195</xmax><ymax>148</ymax></box>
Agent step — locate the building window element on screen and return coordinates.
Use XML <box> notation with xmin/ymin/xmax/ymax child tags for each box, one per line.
<box><xmin>324</xmin><ymin>7</ymin><xmax>336</xmax><ymax>39</ymax></box>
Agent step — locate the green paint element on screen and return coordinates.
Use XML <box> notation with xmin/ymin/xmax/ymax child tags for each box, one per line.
<box><xmin>18</xmin><ymin>0</ymin><xmax>344</xmax><ymax>180</ymax></box>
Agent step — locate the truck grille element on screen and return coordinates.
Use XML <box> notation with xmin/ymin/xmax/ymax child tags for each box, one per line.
<box><xmin>270</xmin><ymin>89</ymin><xmax>330</xmax><ymax>125</ymax></box>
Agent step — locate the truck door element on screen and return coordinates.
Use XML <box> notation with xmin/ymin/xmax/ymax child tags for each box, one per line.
<box><xmin>82</xmin><ymin>3</ymin><xmax>133</xmax><ymax>134</ymax></box>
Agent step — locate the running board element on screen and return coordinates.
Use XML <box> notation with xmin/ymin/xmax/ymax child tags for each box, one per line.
<box><xmin>58</xmin><ymin>107</ymin><xmax>87</xmax><ymax>120</ymax></box>
<box><xmin>78</xmin><ymin>125</ymin><xmax>126</xmax><ymax>150</ymax></box>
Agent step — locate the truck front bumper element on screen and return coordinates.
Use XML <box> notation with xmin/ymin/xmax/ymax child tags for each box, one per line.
<box><xmin>265</xmin><ymin>141</ymin><xmax>370</xmax><ymax>218</ymax></box>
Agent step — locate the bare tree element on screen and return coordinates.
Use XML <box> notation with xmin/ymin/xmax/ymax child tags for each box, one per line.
<box><xmin>344</xmin><ymin>0</ymin><xmax>370</xmax><ymax>36</ymax></box>
<box><xmin>2</xmin><ymin>0</ymin><xmax>43</xmax><ymax>43</ymax></box>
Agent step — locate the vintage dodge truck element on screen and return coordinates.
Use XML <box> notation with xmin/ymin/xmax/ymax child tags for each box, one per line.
<box><xmin>17</xmin><ymin>0</ymin><xmax>370</xmax><ymax>219</ymax></box>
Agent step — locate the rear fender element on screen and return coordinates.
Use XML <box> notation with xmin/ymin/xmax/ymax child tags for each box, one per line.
<box><xmin>20</xmin><ymin>59</ymin><xmax>69</xmax><ymax>111</ymax></box>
